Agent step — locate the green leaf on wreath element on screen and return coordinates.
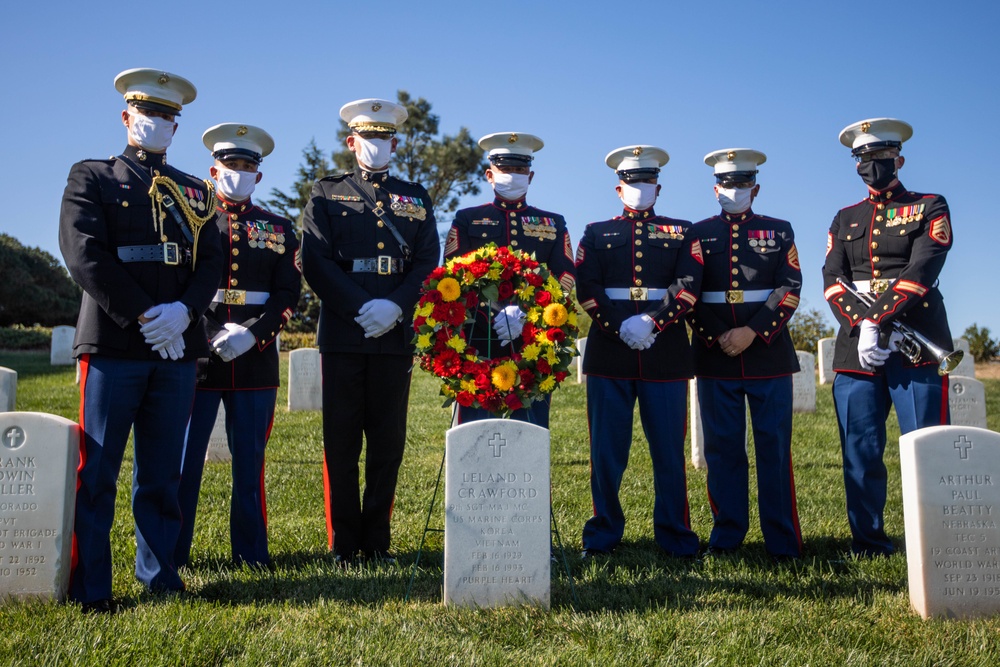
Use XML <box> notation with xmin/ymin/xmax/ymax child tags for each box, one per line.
<box><xmin>480</xmin><ymin>284</ymin><xmax>500</xmax><ymax>303</ymax></box>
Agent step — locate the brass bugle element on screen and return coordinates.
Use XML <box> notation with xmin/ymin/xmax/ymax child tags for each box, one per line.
<box><xmin>835</xmin><ymin>278</ymin><xmax>964</xmax><ymax>376</ymax></box>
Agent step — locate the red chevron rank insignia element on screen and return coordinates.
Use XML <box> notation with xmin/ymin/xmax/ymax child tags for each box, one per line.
<box><xmin>690</xmin><ymin>239</ymin><xmax>704</xmax><ymax>265</ymax></box>
<box><xmin>929</xmin><ymin>215</ymin><xmax>951</xmax><ymax>245</ymax></box>
<box><xmin>787</xmin><ymin>243</ymin><xmax>800</xmax><ymax>270</ymax></box>
<box><xmin>826</xmin><ymin>232</ymin><xmax>833</xmax><ymax>257</ymax></box>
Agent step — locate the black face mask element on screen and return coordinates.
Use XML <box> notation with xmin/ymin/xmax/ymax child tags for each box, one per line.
<box><xmin>857</xmin><ymin>158</ymin><xmax>898</xmax><ymax>191</ymax></box>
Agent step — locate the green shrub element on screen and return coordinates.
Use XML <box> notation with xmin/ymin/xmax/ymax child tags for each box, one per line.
<box><xmin>279</xmin><ymin>331</ymin><xmax>316</xmax><ymax>351</ymax></box>
<box><xmin>0</xmin><ymin>325</ymin><xmax>51</xmax><ymax>350</ymax></box>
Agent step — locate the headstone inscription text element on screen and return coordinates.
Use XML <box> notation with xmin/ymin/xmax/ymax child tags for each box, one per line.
<box><xmin>444</xmin><ymin>419</ymin><xmax>550</xmax><ymax>609</ymax></box>
<box><xmin>287</xmin><ymin>348</ymin><xmax>322</xmax><ymax>411</ymax></box>
<box><xmin>818</xmin><ymin>337</ymin><xmax>836</xmax><ymax>385</ymax></box>
<box><xmin>793</xmin><ymin>351</ymin><xmax>816</xmax><ymax>413</ymax></box>
<box><xmin>0</xmin><ymin>412</ymin><xmax>79</xmax><ymax>602</ymax></box>
<box><xmin>900</xmin><ymin>425</ymin><xmax>1000</xmax><ymax>620</ymax></box>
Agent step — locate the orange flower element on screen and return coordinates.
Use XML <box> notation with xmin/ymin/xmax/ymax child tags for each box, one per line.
<box><xmin>542</xmin><ymin>303</ymin><xmax>568</xmax><ymax>326</ymax></box>
<box><xmin>437</xmin><ymin>277</ymin><xmax>461</xmax><ymax>302</ymax></box>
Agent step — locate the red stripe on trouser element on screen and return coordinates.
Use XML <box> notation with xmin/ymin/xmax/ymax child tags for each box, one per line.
<box><xmin>322</xmin><ymin>452</ymin><xmax>334</xmax><ymax>550</ymax></box>
<box><xmin>261</xmin><ymin>412</ymin><xmax>275</xmax><ymax>529</ymax></box>
<box><xmin>788</xmin><ymin>453</ymin><xmax>802</xmax><ymax>549</ymax></box>
<box><xmin>69</xmin><ymin>354</ymin><xmax>90</xmax><ymax>585</ymax></box>
<box><xmin>940</xmin><ymin>374</ymin><xmax>950</xmax><ymax>424</ymax></box>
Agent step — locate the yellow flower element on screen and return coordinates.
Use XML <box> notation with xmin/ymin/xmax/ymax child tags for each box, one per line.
<box><xmin>491</xmin><ymin>363</ymin><xmax>518</xmax><ymax>391</ymax></box>
<box><xmin>519</xmin><ymin>285</ymin><xmax>535</xmax><ymax>301</ymax></box>
<box><xmin>539</xmin><ymin>376</ymin><xmax>556</xmax><ymax>392</ymax></box>
<box><xmin>442</xmin><ymin>384</ymin><xmax>456</xmax><ymax>397</ymax></box>
<box><xmin>416</xmin><ymin>333</ymin><xmax>432</xmax><ymax>349</ymax></box>
<box><xmin>543</xmin><ymin>303</ymin><xmax>568</xmax><ymax>326</ymax></box>
<box><xmin>487</xmin><ymin>267</ymin><xmax>501</xmax><ymax>281</ymax></box>
<box><xmin>446</xmin><ymin>336</ymin><xmax>467</xmax><ymax>353</ymax></box>
<box><xmin>535</xmin><ymin>331</ymin><xmax>551</xmax><ymax>346</ymax></box>
<box><xmin>521</xmin><ymin>344</ymin><xmax>541</xmax><ymax>361</ymax></box>
<box><xmin>567</xmin><ymin>310</ymin><xmax>578</xmax><ymax>327</ymax></box>
<box><xmin>546</xmin><ymin>346</ymin><xmax>558</xmax><ymax>365</ymax></box>
<box><xmin>417</xmin><ymin>302</ymin><xmax>435</xmax><ymax>317</ymax></box>
<box><xmin>525</xmin><ymin>308</ymin><xmax>541</xmax><ymax>323</ymax></box>
<box><xmin>437</xmin><ymin>277</ymin><xmax>461</xmax><ymax>302</ymax></box>
<box><xmin>426</xmin><ymin>317</ymin><xmax>438</xmax><ymax>327</ymax></box>
<box><xmin>545</xmin><ymin>275</ymin><xmax>563</xmax><ymax>296</ymax></box>
<box><xmin>460</xmin><ymin>379</ymin><xmax>478</xmax><ymax>393</ymax></box>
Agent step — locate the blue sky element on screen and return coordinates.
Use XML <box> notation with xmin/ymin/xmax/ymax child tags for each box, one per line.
<box><xmin>2</xmin><ymin>1</ymin><xmax>997</xmax><ymax>337</ymax></box>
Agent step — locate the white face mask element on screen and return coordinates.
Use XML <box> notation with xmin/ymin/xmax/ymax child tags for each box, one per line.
<box><xmin>128</xmin><ymin>111</ymin><xmax>174</xmax><ymax>152</ymax></box>
<box><xmin>355</xmin><ymin>136</ymin><xmax>393</xmax><ymax>170</ymax></box>
<box><xmin>716</xmin><ymin>186</ymin><xmax>753</xmax><ymax>214</ymax></box>
<box><xmin>491</xmin><ymin>170</ymin><xmax>530</xmax><ymax>200</ymax></box>
<box><xmin>619</xmin><ymin>182</ymin><xmax>657</xmax><ymax>211</ymax></box>
<box><xmin>214</xmin><ymin>166</ymin><xmax>257</xmax><ymax>202</ymax></box>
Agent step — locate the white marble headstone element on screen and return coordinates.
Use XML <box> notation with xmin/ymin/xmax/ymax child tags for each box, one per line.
<box><xmin>818</xmin><ymin>337</ymin><xmax>836</xmax><ymax>385</ymax></box>
<box><xmin>949</xmin><ymin>378</ymin><xmax>988</xmax><ymax>430</ymax></box>
<box><xmin>444</xmin><ymin>419</ymin><xmax>550</xmax><ymax>609</ymax></box>
<box><xmin>0</xmin><ymin>368</ymin><xmax>15</xmax><ymax>412</ymax></box>
<box><xmin>287</xmin><ymin>348</ymin><xmax>322</xmax><ymax>411</ymax></box>
<box><xmin>575</xmin><ymin>337</ymin><xmax>588</xmax><ymax>384</ymax></box>
<box><xmin>0</xmin><ymin>412</ymin><xmax>79</xmax><ymax>602</ymax></box>
<box><xmin>205</xmin><ymin>402</ymin><xmax>232</xmax><ymax>463</ymax></box>
<box><xmin>900</xmin><ymin>425</ymin><xmax>1000</xmax><ymax>620</ymax></box>
<box><xmin>951</xmin><ymin>338</ymin><xmax>975</xmax><ymax>379</ymax></box>
<box><xmin>793</xmin><ymin>351</ymin><xmax>817</xmax><ymax>413</ymax></box>
<box><xmin>49</xmin><ymin>326</ymin><xmax>75</xmax><ymax>366</ymax></box>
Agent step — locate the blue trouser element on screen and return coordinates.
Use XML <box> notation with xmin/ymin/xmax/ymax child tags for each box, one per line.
<box><xmin>456</xmin><ymin>395</ymin><xmax>551</xmax><ymax>427</ymax></box>
<box><xmin>699</xmin><ymin>376</ymin><xmax>802</xmax><ymax>557</ymax></box>
<box><xmin>175</xmin><ymin>388</ymin><xmax>277</xmax><ymax>567</ymax></box>
<box><xmin>582</xmin><ymin>376</ymin><xmax>699</xmax><ymax>556</ymax></box>
<box><xmin>70</xmin><ymin>355</ymin><xmax>195</xmax><ymax>604</ymax></box>
<box><xmin>833</xmin><ymin>357</ymin><xmax>949</xmax><ymax>556</ymax></box>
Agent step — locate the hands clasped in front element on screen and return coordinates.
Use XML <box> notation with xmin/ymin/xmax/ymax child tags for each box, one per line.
<box><xmin>619</xmin><ymin>314</ymin><xmax>656</xmax><ymax>351</ymax></box>
<box><xmin>355</xmin><ymin>299</ymin><xmax>403</xmax><ymax>338</ymax></box>
<box><xmin>140</xmin><ymin>302</ymin><xmax>190</xmax><ymax>360</ymax></box>
<box><xmin>211</xmin><ymin>323</ymin><xmax>257</xmax><ymax>362</ymax></box>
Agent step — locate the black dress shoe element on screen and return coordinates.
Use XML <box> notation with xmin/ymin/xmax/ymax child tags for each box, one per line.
<box><xmin>703</xmin><ymin>546</ymin><xmax>737</xmax><ymax>557</ymax></box>
<box><xmin>580</xmin><ymin>548</ymin><xmax>608</xmax><ymax>560</ymax></box>
<box><xmin>81</xmin><ymin>598</ymin><xmax>117</xmax><ymax>615</ymax></box>
<box><xmin>364</xmin><ymin>551</ymin><xmax>397</xmax><ymax>565</ymax></box>
<box><xmin>333</xmin><ymin>554</ymin><xmax>355</xmax><ymax>569</ymax></box>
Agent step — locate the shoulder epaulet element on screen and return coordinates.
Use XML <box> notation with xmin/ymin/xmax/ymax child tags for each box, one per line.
<box><xmin>530</xmin><ymin>206</ymin><xmax>565</xmax><ymax>220</ymax></box>
<box><xmin>319</xmin><ymin>170</ymin><xmax>353</xmax><ymax>182</ymax></box>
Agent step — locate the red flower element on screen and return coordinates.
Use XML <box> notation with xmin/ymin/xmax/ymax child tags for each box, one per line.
<box><xmin>433</xmin><ymin>349</ymin><xmax>463</xmax><ymax>377</ymax></box>
<box><xmin>498</xmin><ymin>281</ymin><xmax>514</xmax><ymax>300</ymax></box>
<box><xmin>518</xmin><ymin>369</ymin><xmax>535</xmax><ymax>386</ymax></box>
<box><xmin>536</xmin><ymin>291</ymin><xmax>552</xmax><ymax>307</ymax></box>
<box><xmin>474</xmin><ymin>373</ymin><xmax>491</xmax><ymax>391</ymax></box>
<box><xmin>481</xmin><ymin>392</ymin><xmax>502</xmax><ymax>412</ymax></box>
<box><xmin>445</xmin><ymin>302</ymin><xmax>467</xmax><ymax>326</ymax></box>
<box><xmin>425</xmin><ymin>289</ymin><xmax>443</xmax><ymax>303</ymax></box>
<box><xmin>525</xmin><ymin>273</ymin><xmax>543</xmax><ymax>287</ymax></box>
<box><xmin>522</xmin><ymin>323</ymin><xmax>537</xmax><ymax>340</ymax></box>
<box><xmin>414</xmin><ymin>316</ymin><xmax>426</xmax><ymax>328</ymax></box>
<box><xmin>429</xmin><ymin>266</ymin><xmax>446</xmax><ymax>280</ymax></box>
<box><xmin>500</xmin><ymin>266</ymin><xmax>515</xmax><ymax>281</ymax></box>
<box><xmin>546</xmin><ymin>329</ymin><xmax>566</xmax><ymax>343</ymax></box>
<box><xmin>504</xmin><ymin>393</ymin><xmax>523</xmax><ymax>411</ymax></box>
<box><xmin>555</xmin><ymin>371</ymin><xmax>569</xmax><ymax>382</ymax></box>
<box><xmin>462</xmin><ymin>360</ymin><xmax>479</xmax><ymax>374</ymax></box>
<box><xmin>456</xmin><ymin>391</ymin><xmax>476</xmax><ymax>407</ymax></box>
<box><xmin>469</xmin><ymin>260</ymin><xmax>490</xmax><ymax>278</ymax></box>
<box><xmin>465</xmin><ymin>290</ymin><xmax>479</xmax><ymax>308</ymax></box>
<box><xmin>536</xmin><ymin>358</ymin><xmax>551</xmax><ymax>374</ymax></box>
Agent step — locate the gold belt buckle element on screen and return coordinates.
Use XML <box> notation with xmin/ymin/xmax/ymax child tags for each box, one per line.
<box><xmin>377</xmin><ymin>255</ymin><xmax>392</xmax><ymax>275</ymax></box>
<box><xmin>224</xmin><ymin>289</ymin><xmax>246</xmax><ymax>305</ymax></box>
<box><xmin>726</xmin><ymin>290</ymin><xmax>744</xmax><ymax>304</ymax></box>
<box><xmin>629</xmin><ymin>287</ymin><xmax>648</xmax><ymax>301</ymax></box>
<box><xmin>871</xmin><ymin>279</ymin><xmax>889</xmax><ymax>294</ymax></box>
<box><xmin>162</xmin><ymin>242</ymin><xmax>180</xmax><ymax>266</ymax></box>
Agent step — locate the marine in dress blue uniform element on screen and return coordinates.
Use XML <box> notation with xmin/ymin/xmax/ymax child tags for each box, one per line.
<box><xmin>444</xmin><ymin>132</ymin><xmax>576</xmax><ymax>426</ymax></box>
<box><xmin>175</xmin><ymin>124</ymin><xmax>301</xmax><ymax>568</ymax></box>
<box><xmin>301</xmin><ymin>99</ymin><xmax>440</xmax><ymax>564</ymax></box>
<box><xmin>577</xmin><ymin>146</ymin><xmax>702</xmax><ymax>558</ymax></box>
<box><xmin>689</xmin><ymin>149</ymin><xmax>802</xmax><ymax>560</ymax></box>
<box><xmin>822</xmin><ymin>118</ymin><xmax>953</xmax><ymax>557</ymax></box>
<box><xmin>58</xmin><ymin>69</ymin><xmax>223</xmax><ymax>611</ymax></box>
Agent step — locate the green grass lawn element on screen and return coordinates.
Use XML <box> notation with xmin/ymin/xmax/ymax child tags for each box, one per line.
<box><xmin>1</xmin><ymin>349</ymin><xmax>999</xmax><ymax>666</ymax></box>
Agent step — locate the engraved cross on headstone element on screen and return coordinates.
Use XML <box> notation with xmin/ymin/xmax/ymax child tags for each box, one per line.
<box><xmin>488</xmin><ymin>433</ymin><xmax>506</xmax><ymax>458</ymax></box>
<box><xmin>2</xmin><ymin>426</ymin><xmax>25</xmax><ymax>449</ymax></box>
<box><xmin>954</xmin><ymin>435</ymin><xmax>973</xmax><ymax>460</ymax></box>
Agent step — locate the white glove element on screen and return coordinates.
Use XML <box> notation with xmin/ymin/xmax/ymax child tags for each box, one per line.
<box><xmin>493</xmin><ymin>305</ymin><xmax>526</xmax><ymax>346</ymax></box>
<box><xmin>858</xmin><ymin>319</ymin><xmax>891</xmax><ymax>370</ymax></box>
<box><xmin>140</xmin><ymin>302</ymin><xmax>191</xmax><ymax>346</ymax></box>
<box><xmin>152</xmin><ymin>335</ymin><xmax>186</xmax><ymax>361</ymax></box>
<box><xmin>355</xmin><ymin>299</ymin><xmax>402</xmax><ymax>338</ymax></box>
<box><xmin>212</xmin><ymin>323</ymin><xmax>256</xmax><ymax>362</ymax></box>
<box><xmin>888</xmin><ymin>330</ymin><xmax>905</xmax><ymax>352</ymax></box>
<box><xmin>620</xmin><ymin>314</ymin><xmax>655</xmax><ymax>350</ymax></box>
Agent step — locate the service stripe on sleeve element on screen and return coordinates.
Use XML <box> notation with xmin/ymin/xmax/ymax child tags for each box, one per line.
<box><xmin>895</xmin><ymin>280</ymin><xmax>928</xmax><ymax>296</ymax></box>
<box><xmin>677</xmin><ymin>289</ymin><xmax>697</xmax><ymax>306</ymax></box>
<box><xmin>579</xmin><ymin>298</ymin><xmax>598</xmax><ymax>311</ymax></box>
<box><xmin>824</xmin><ymin>284</ymin><xmax>845</xmax><ymax>301</ymax></box>
<box><xmin>780</xmin><ymin>293</ymin><xmax>800</xmax><ymax>309</ymax></box>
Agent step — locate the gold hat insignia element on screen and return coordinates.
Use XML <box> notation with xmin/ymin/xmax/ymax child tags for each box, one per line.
<box><xmin>158</xmin><ymin>74</ymin><xmax>169</xmax><ymax>85</ymax></box>
<box><xmin>237</xmin><ymin>126</ymin><xmax>248</xmax><ymax>136</ymax></box>
<box><xmin>508</xmin><ymin>133</ymin><xmax>519</xmax><ymax>144</ymax></box>
<box><xmin>633</xmin><ymin>147</ymin><xmax>643</xmax><ymax>156</ymax></box>
<box><xmin>371</xmin><ymin>102</ymin><xmax>382</xmax><ymax>112</ymax></box>
<box><xmin>861</xmin><ymin>121</ymin><xmax>871</xmax><ymax>133</ymax></box>
<box><xmin>727</xmin><ymin>151</ymin><xmax>736</xmax><ymax>160</ymax></box>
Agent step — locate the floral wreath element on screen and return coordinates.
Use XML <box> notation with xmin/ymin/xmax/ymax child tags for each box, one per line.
<box><xmin>412</xmin><ymin>243</ymin><xmax>579</xmax><ymax>417</ymax></box>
